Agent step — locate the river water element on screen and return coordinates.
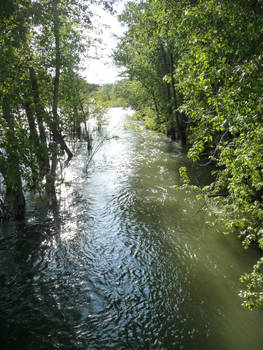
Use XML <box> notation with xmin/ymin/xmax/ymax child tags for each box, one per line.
<box><xmin>0</xmin><ymin>107</ymin><xmax>263</xmax><ymax>349</ymax></box>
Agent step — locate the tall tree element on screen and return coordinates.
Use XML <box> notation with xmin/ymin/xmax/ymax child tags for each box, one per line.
<box><xmin>114</xmin><ymin>0</ymin><xmax>187</xmax><ymax>144</ymax></box>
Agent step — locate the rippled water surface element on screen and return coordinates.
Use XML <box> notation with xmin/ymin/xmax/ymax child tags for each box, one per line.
<box><xmin>1</xmin><ymin>108</ymin><xmax>263</xmax><ymax>350</ymax></box>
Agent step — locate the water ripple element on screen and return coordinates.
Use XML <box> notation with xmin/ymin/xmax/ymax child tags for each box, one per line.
<box><xmin>1</xmin><ymin>109</ymin><xmax>263</xmax><ymax>349</ymax></box>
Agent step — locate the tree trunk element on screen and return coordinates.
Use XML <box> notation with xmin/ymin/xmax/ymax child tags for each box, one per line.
<box><xmin>151</xmin><ymin>91</ymin><xmax>160</xmax><ymax>121</ymax></box>
<box><xmin>24</xmin><ymin>100</ymin><xmax>39</xmax><ymax>144</ymax></box>
<box><xmin>24</xmin><ymin>100</ymin><xmax>41</xmax><ymax>189</ymax></box>
<box><xmin>2</xmin><ymin>94</ymin><xmax>25</xmax><ymax>219</ymax></box>
<box><xmin>159</xmin><ymin>43</ymin><xmax>176</xmax><ymax>140</ymax></box>
<box><xmin>45</xmin><ymin>144</ymin><xmax>58</xmax><ymax>203</ymax></box>
<box><xmin>52</xmin><ymin>0</ymin><xmax>73</xmax><ymax>162</ymax></box>
<box><xmin>29</xmin><ymin>67</ymin><xmax>50</xmax><ymax>179</ymax></box>
<box><xmin>29</xmin><ymin>68</ymin><xmax>48</xmax><ymax>146</ymax></box>
<box><xmin>169</xmin><ymin>52</ymin><xmax>187</xmax><ymax>146</ymax></box>
<box><xmin>5</xmin><ymin>180</ymin><xmax>25</xmax><ymax>220</ymax></box>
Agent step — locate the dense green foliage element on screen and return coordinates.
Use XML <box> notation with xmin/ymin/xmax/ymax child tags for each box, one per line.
<box><xmin>0</xmin><ymin>0</ymin><xmax>113</xmax><ymax>218</ymax></box>
<box><xmin>114</xmin><ymin>0</ymin><xmax>263</xmax><ymax>309</ymax></box>
<box><xmin>92</xmin><ymin>80</ymin><xmax>144</xmax><ymax>109</ymax></box>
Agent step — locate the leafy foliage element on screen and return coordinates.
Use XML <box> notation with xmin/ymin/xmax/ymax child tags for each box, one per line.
<box><xmin>0</xmin><ymin>0</ymin><xmax>114</xmax><ymax>217</ymax></box>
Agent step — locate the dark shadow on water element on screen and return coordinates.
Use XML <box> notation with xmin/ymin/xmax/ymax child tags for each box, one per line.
<box><xmin>0</xmin><ymin>196</ymin><xmax>78</xmax><ymax>350</ymax></box>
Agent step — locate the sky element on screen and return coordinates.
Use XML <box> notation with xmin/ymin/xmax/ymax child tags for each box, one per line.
<box><xmin>82</xmin><ymin>1</ymin><xmax>126</xmax><ymax>85</ymax></box>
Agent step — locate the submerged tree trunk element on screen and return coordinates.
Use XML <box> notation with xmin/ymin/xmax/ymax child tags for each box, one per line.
<box><xmin>2</xmin><ymin>94</ymin><xmax>25</xmax><ymax>219</ymax></box>
<box><xmin>24</xmin><ymin>99</ymin><xmax>41</xmax><ymax>189</ymax></box>
<box><xmin>4</xmin><ymin>179</ymin><xmax>25</xmax><ymax>220</ymax></box>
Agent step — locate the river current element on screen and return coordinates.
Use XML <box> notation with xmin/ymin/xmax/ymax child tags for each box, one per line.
<box><xmin>0</xmin><ymin>108</ymin><xmax>263</xmax><ymax>349</ymax></box>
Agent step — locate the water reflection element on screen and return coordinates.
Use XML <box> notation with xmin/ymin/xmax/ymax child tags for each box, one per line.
<box><xmin>0</xmin><ymin>108</ymin><xmax>263</xmax><ymax>350</ymax></box>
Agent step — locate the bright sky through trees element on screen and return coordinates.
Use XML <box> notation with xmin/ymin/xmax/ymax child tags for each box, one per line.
<box><xmin>83</xmin><ymin>1</ymin><xmax>126</xmax><ymax>84</ymax></box>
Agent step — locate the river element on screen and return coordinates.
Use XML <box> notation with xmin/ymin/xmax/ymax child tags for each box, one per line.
<box><xmin>0</xmin><ymin>107</ymin><xmax>263</xmax><ymax>349</ymax></box>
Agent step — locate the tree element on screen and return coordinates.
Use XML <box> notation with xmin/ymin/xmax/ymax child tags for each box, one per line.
<box><xmin>0</xmin><ymin>0</ymin><xmax>115</xmax><ymax>218</ymax></box>
<box><xmin>114</xmin><ymin>0</ymin><xmax>189</xmax><ymax>145</ymax></box>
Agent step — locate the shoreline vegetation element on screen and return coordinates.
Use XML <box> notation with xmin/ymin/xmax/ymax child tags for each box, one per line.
<box><xmin>111</xmin><ymin>0</ymin><xmax>263</xmax><ymax>310</ymax></box>
<box><xmin>0</xmin><ymin>0</ymin><xmax>262</xmax><ymax>309</ymax></box>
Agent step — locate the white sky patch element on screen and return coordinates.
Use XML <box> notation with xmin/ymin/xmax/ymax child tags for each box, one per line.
<box><xmin>81</xmin><ymin>1</ymin><xmax>127</xmax><ymax>85</ymax></box>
